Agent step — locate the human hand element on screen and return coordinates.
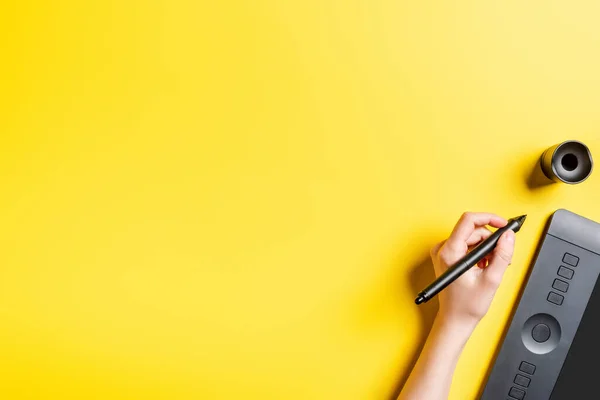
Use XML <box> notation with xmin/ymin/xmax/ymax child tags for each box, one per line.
<box><xmin>430</xmin><ymin>212</ymin><xmax>516</xmax><ymax>328</ymax></box>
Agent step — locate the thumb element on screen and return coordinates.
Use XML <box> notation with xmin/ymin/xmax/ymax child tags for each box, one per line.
<box><xmin>483</xmin><ymin>230</ymin><xmax>515</xmax><ymax>287</ymax></box>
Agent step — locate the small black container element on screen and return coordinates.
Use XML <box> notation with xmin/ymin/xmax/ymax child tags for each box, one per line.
<box><xmin>540</xmin><ymin>141</ymin><xmax>593</xmax><ymax>184</ymax></box>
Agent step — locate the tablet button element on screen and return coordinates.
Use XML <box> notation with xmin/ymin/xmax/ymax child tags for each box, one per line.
<box><xmin>532</xmin><ymin>323</ymin><xmax>551</xmax><ymax>343</ymax></box>
<box><xmin>514</xmin><ymin>374</ymin><xmax>531</xmax><ymax>387</ymax></box>
<box><xmin>547</xmin><ymin>291</ymin><xmax>564</xmax><ymax>305</ymax></box>
<box><xmin>552</xmin><ymin>278</ymin><xmax>569</xmax><ymax>293</ymax></box>
<box><xmin>557</xmin><ymin>266</ymin><xmax>574</xmax><ymax>280</ymax></box>
<box><xmin>563</xmin><ymin>253</ymin><xmax>579</xmax><ymax>266</ymax></box>
<box><xmin>509</xmin><ymin>386</ymin><xmax>525</xmax><ymax>399</ymax></box>
<box><xmin>519</xmin><ymin>361</ymin><xmax>536</xmax><ymax>375</ymax></box>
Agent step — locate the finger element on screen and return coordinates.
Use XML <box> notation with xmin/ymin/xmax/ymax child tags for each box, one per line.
<box><xmin>466</xmin><ymin>227</ymin><xmax>493</xmax><ymax>246</ymax></box>
<box><xmin>483</xmin><ymin>230</ymin><xmax>515</xmax><ymax>286</ymax></box>
<box><xmin>446</xmin><ymin>212</ymin><xmax>507</xmax><ymax>253</ymax></box>
<box><xmin>430</xmin><ymin>240</ymin><xmax>446</xmax><ymax>275</ymax></box>
<box><xmin>430</xmin><ymin>240</ymin><xmax>445</xmax><ymax>259</ymax></box>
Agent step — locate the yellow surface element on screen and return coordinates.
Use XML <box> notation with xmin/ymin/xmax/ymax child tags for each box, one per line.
<box><xmin>2</xmin><ymin>1</ymin><xmax>600</xmax><ymax>399</ymax></box>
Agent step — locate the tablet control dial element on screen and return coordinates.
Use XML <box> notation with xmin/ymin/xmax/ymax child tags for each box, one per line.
<box><xmin>521</xmin><ymin>314</ymin><xmax>561</xmax><ymax>354</ymax></box>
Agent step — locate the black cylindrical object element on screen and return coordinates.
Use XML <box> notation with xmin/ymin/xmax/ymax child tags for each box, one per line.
<box><xmin>540</xmin><ymin>140</ymin><xmax>593</xmax><ymax>184</ymax></box>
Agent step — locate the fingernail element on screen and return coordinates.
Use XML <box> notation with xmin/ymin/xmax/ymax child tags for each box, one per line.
<box><xmin>505</xmin><ymin>230</ymin><xmax>515</xmax><ymax>243</ymax></box>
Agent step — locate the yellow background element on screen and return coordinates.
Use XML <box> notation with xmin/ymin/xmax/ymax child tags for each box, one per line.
<box><xmin>2</xmin><ymin>1</ymin><xmax>600</xmax><ymax>399</ymax></box>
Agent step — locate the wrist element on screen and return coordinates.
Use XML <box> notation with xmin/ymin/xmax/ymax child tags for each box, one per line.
<box><xmin>434</xmin><ymin>312</ymin><xmax>479</xmax><ymax>342</ymax></box>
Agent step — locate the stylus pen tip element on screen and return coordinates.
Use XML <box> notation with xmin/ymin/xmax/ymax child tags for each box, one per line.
<box><xmin>415</xmin><ymin>295</ymin><xmax>426</xmax><ymax>305</ymax></box>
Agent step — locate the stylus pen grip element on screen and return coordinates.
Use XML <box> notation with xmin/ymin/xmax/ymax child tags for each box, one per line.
<box><xmin>415</xmin><ymin>217</ymin><xmax>524</xmax><ymax>305</ymax></box>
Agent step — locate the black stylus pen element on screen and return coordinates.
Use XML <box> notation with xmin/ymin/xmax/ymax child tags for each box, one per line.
<box><xmin>415</xmin><ymin>215</ymin><xmax>527</xmax><ymax>305</ymax></box>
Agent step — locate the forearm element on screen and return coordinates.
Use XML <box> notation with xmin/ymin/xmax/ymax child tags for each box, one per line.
<box><xmin>398</xmin><ymin>315</ymin><xmax>477</xmax><ymax>400</ymax></box>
